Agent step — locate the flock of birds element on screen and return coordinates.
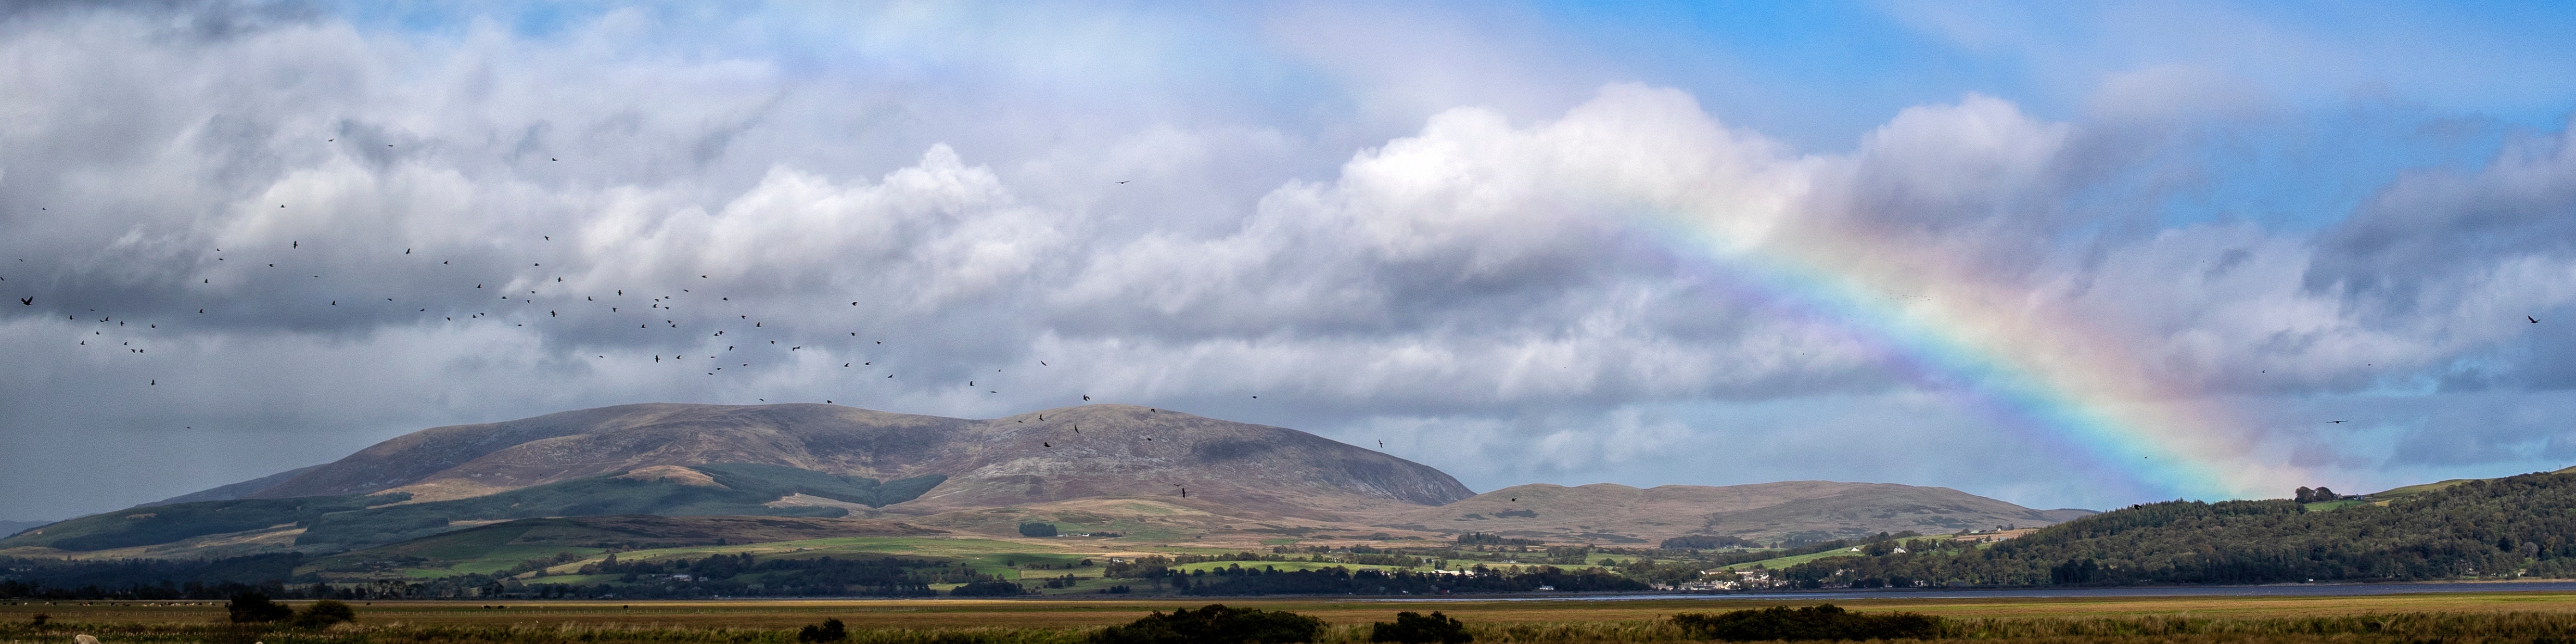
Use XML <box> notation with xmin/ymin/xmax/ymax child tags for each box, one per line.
<box><xmin>4</xmin><ymin>172</ymin><xmax>1254</xmax><ymax>408</ymax></box>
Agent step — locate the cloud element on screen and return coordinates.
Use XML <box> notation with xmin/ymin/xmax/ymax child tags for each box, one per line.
<box><xmin>4</xmin><ymin>2</ymin><xmax>2575</xmax><ymax>519</ymax></box>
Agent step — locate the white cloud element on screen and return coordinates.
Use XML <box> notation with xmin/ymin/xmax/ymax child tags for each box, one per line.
<box><xmin>5</xmin><ymin>2</ymin><xmax>2576</xmax><ymax>519</ymax></box>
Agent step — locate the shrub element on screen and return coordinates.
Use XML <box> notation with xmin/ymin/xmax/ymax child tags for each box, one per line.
<box><xmin>1090</xmin><ymin>604</ymin><xmax>1324</xmax><ymax>644</ymax></box>
<box><xmin>949</xmin><ymin>581</ymin><xmax>1025</xmax><ymax>596</ymax></box>
<box><xmin>797</xmin><ymin>618</ymin><xmax>848</xmax><ymax>642</ymax></box>
<box><xmin>292</xmin><ymin>599</ymin><xmax>357</xmax><ymax>628</ymax></box>
<box><xmin>1670</xmin><ymin>604</ymin><xmax>1941</xmax><ymax>641</ymax></box>
<box><xmin>226</xmin><ymin>592</ymin><xmax>294</xmax><ymax>623</ymax></box>
<box><xmin>1371</xmin><ymin>611</ymin><xmax>1472</xmax><ymax>643</ymax></box>
<box><xmin>1019</xmin><ymin>522</ymin><xmax>1060</xmax><ymax>537</ymax></box>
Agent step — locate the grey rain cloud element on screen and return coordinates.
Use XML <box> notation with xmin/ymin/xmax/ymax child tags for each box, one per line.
<box><xmin>3</xmin><ymin>3</ymin><xmax>2573</xmax><ymax>520</ymax></box>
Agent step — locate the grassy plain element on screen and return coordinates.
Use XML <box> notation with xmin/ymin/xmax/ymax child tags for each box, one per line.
<box><xmin>9</xmin><ymin>590</ymin><xmax>2576</xmax><ymax>643</ymax></box>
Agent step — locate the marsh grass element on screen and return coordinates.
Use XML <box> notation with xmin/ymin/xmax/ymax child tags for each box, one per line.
<box><xmin>8</xmin><ymin>611</ymin><xmax>2576</xmax><ymax>644</ymax></box>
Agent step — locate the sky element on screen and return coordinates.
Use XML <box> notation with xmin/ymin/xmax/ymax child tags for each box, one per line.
<box><xmin>6</xmin><ymin>1</ymin><xmax>2576</xmax><ymax>521</ymax></box>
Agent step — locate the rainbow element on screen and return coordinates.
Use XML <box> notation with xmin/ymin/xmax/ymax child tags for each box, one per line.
<box><xmin>1648</xmin><ymin>213</ymin><xmax>2303</xmax><ymax>501</ymax></box>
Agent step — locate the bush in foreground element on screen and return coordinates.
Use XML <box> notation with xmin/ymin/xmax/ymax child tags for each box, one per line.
<box><xmin>291</xmin><ymin>599</ymin><xmax>356</xmax><ymax>628</ymax></box>
<box><xmin>225</xmin><ymin>592</ymin><xmax>293</xmax><ymax>623</ymax></box>
<box><xmin>1091</xmin><ymin>604</ymin><xmax>1323</xmax><ymax>644</ymax></box>
<box><xmin>798</xmin><ymin>618</ymin><xmax>848</xmax><ymax>642</ymax></box>
<box><xmin>1670</xmin><ymin>604</ymin><xmax>1940</xmax><ymax>641</ymax></box>
<box><xmin>1372</xmin><ymin>611</ymin><xmax>1472</xmax><ymax>643</ymax></box>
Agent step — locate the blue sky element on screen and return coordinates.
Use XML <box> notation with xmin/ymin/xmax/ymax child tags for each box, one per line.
<box><xmin>4</xmin><ymin>1</ymin><xmax>2576</xmax><ymax>520</ymax></box>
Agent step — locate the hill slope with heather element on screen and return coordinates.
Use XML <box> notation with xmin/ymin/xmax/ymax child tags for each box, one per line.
<box><xmin>1379</xmin><ymin>481</ymin><xmax>2093</xmax><ymax>544</ymax></box>
<box><xmin>225</xmin><ymin>403</ymin><xmax>1473</xmax><ymax>516</ymax></box>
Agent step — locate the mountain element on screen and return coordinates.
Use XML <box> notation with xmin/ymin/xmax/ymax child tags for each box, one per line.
<box><xmin>2</xmin><ymin>402</ymin><xmax>2084</xmax><ymax>560</ymax></box>
<box><xmin>224</xmin><ymin>403</ymin><xmax>1469</xmax><ymax>516</ymax></box>
<box><xmin>1373</xmin><ymin>482</ymin><xmax>2094</xmax><ymax>544</ymax></box>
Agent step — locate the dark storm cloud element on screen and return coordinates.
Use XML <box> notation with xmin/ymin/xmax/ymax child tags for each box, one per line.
<box><xmin>2306</xmin><ymin>122</ymin><xmax>2576</xmax><ymax>318</ymax></box>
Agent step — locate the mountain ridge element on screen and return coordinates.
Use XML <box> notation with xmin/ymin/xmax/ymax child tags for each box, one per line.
<box><xmin>5</xmin><ymin>403</ymin><xmax>2088</xmax><ymax>558</ymax></box>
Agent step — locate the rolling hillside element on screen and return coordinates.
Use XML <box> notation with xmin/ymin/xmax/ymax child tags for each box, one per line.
<box><xmin>1757</xmin><ymin>468</ymin><xmax>2576</xmax><ymax>587</ymax></box>
<box><xmin>223</xmin><ymin>403</ymin><xmax>1471</xmax><ymax>518</ymax></box>
<box><xmin>2</xmin><ymin>402</ymin><xmax>2088</xmax><ymax>562</ymax></box>
<box><xmin>1375</xmin><ymin>481</ymin><xmax>2092</xmax><ymax>544</ymax></box>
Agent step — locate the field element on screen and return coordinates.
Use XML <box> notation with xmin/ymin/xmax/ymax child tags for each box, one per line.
<box><xmin>8</xmin><ymin>589</ymin><xmax>2576</xmax><ymax>643</ymax></box>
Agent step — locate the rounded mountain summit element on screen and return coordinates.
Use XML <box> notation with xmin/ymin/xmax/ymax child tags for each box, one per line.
<box><xmin>236</xmin><ymin>403</ymin><xmax>1475</xmax><ymax>520</ymax></box>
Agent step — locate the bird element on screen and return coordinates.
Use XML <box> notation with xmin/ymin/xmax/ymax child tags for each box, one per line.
<box><xmin>1378</xmin><ymin>440</ymin><xmax>1384</xmax><ymax>448</ymax></box>
<box><xmin>2329</xmin><ymin>420</ymin><xmax>2348</xmax><ymax>424</ymax></box>
<box><xmin>1040</xmin><ymin>361</ymin><xmax>1047</xmax><ymax>366</ymax></box>
<box><xmin>150</xmin><ymin>380</ymin><xmax>155</xmax><ymax>385</ymax></box>
<box><xmin>1082</xmin><ymin>395</ymin><xmax>1090</xmax><ymax>401</ymax></box>
<box><xmin>1116</xmin><ymin>181</ymin><xmax>1129</xmax><ymax>184</ymax></box>
<box><xmin>1043</xmin><ymin>442</ymin><xmax>1051</xmax><ymax>447</ymax></box>
<box><xmin>1510</xmin><ymin>498</ymin><xmax>1517</xmax><ymax>502</ymax></box>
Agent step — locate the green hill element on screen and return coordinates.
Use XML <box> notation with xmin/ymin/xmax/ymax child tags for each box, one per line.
<box><xmin>1762</xmin><ymin>469</ymin><xmax>2576</xmax><ymax>587</ymax></box>
<box><xmin>2367</xmin><ymin>464</ymin><xmax>2576</xmax><ymax>501</ymax></box>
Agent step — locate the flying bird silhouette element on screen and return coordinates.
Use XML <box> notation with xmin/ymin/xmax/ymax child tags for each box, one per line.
<box><xmin>2329</xmin><ymin>420</ymin><xmax>2348</xmax><ymax>423</ymax></box>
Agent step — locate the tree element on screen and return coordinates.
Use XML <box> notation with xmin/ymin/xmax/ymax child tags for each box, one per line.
<box><xmin>226</xmin><ymin>592</ymin><xmax>292</xmax><ymax>623</ymax></box>
<box><xmin>797</xmin><ymin>618</ymin><xmax>848</xmax><ymax>642</ymax></box>
<box><xmin>1019</xmin><ymin>522</ymin><xmax>1059</xmax><ymax>537</ymax></box>
<box><xmin>1370</xmin><ymin>611</ymin><xmax>1472</xmax><ymax>643</ymax></box>
<box><xmin>2296</xmin><ymin>487</ymin><xmax>2317</xmax><ymax>503</ymax></box>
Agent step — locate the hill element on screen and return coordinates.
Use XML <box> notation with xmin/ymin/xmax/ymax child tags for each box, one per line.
<box><xmin>224</xmin><ymin>403</ymin><xmax>1470</xmax><ymax>517</ymax></box>
<box><xmin>2365</xmin><ymin>463</ymin><xmax>2576</xmax><ymax>501</ymax></box>
<box><xmin>2</xmin><ymin>402</ymin><xmax>2087</xmax><ymax>561</ymax></box>
<box><xmin>1754</xmin><ymin>468</ymin><xmax>2576</xmax><ymax>588</ymax></box>
<box><xmin>1377</xmin><ymin>482</ymin><xmax>2093</xmax><ymax>544</ymax></box>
